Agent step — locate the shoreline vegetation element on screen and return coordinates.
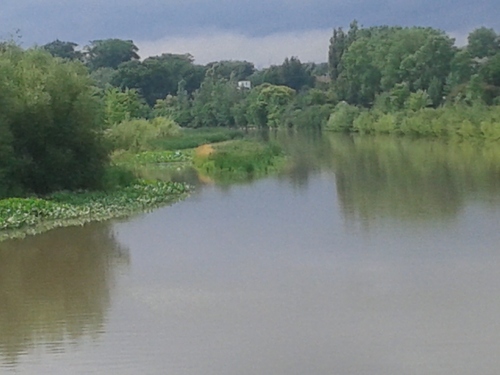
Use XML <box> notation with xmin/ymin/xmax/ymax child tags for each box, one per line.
<box><xmin>2</xmin><ymin>22</ymin><xmax>500</xmax><ymax>240</ymax></box>
<box><xmin>0</xmin><ymin>130</ymin><xmax>286</xmax><ymax>242</ymax></box>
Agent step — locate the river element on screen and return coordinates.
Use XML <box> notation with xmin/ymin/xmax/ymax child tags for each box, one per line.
<box><xmin>1</xmin><ymin>132</ymin><xmax>500</xmax><ymax>374</ymax></box>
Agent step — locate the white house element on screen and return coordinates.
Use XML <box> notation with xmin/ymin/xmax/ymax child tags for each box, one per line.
<box><xmin>237</xmin><ymin>80</ymin><xmax>252</xmax><ymax>90</ymax></box>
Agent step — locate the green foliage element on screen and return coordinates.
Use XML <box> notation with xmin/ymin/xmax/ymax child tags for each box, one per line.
<box><xmin>0</xmin><ymin>181</ymin><xmax>189</xmax><ymax>239</ymax></box>
<box><xmin>205</xmin><ymin>60</ymin><xmax>255</xmax><ymax>81</ymax></box>
<box><xmin>246</xmin><ymin>84</ymin><xmax>296</xmax><ymax>127</ymax></box>
<box><xmin>193</xmin><ymin>140</ymin><xmax>285</xmax><ymax>182</ymax></box>
<box><xmin>325</xmin><ymin>102</ymin><xmax>361</xmax><ymax>132</ymax></box>
<box><xmin>282</xmin><ymin>105</ymin><xmax>333</xmax><ymax>130</ymax></box>
<box><xmin>106</xmin><ymin>116</ymin><xmax>181</xmax><ymax>152</ymax></box>
<box><xmin>42</xmin><ymin>40</ymin><xmax>82</xmax><ymax>60</ymax></box>
<box><xmin>133</xmin><ymin>150</ymin><xmax>192</xmax><ymax>164</ymax></box>
<box><xmin>90</xmin><ymin>67</ymin><xmax>117</xmax><ymax>89</ymax></box>
<box><xmin>150</xmin><ymin>128</ymin><xmax>244</xmax><ymax>150</ymax></box>
<box><xmin>405</xmin><ymin>90</ymin><xmax>432</xmax><ymax>111</ymax></box>
<box><xmin>112</xmin><ymin>54</ymin><xmax>205</xmax><ymax>106</ymax></box>
<box><xmin>467</xmin><ymin>27</ymin><xmax>500</xmax><ymax>59</ymax></box>
<box><xmin>85</xmin><ymin>39</ymin><xmax>139</xmax><ymax>71</ymax></box>
<box><xmin>248</xmin><ymin>57</ymin><xmax>313</xmax><ymax>91</ymax></box>
<box><xmin>190</xmin><ymin>71</ymin><xmax>243</xmax><ymax>127</ymax></box>
<box><xmin>0</xmin><ymin>45</ymin><xmax>108</xmax><ymax>197</ymax></box>
<box><xmin>328</xmin><ymin>27</ymin><xmax>348</xmax><ymax>81</ymax></box>
<box><xmin>102</xmin><ymin>87</ymin><xmax>150</xmax><ymax>127</ymax></box>
<box><xmin>333</xmin><ymin>25</ymin><xmax>455</xmax><ymax>107</ymax></box>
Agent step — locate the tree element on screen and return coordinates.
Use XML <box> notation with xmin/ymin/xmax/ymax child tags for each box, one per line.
<box><xmin>205</xmin><ymin>60</ymin><xmax>255</xmax><ymax>81</ymax></box>
<box><xmin>42</xmin><ymin>40</ymin><xmax>82</xmax><ymax>60</ymax></box>
<box><xmin>328</xmin><ymin>27</ymin><xmax>347</xmax><ymax>81</ymax></box>
<box><xmin>467</xmin><ymin>27</ymin><xmax>500</xmax><ymax>59</ymax></box>
<box><xmin>112</xmin><ymin>53</ymin><xmax>205</xmax><ymax>106</ymax></box>
<box><xmin>246</xmin><ymin>84</ymin><xmax>296</xmax><ymax>127</ymax></box>
<box><xmin>102</xmin><ymin>88</ymin><xmax>149</xmax><ymax>127</ymax></box>
<box><xmin>280</xmin><ymin>57</ymin><xmax>314</xmax><ymax>91</ymax></box>
<box><xmin>190</xmin><ymin>69</ymin><xmax>244</xmax><ymax>127</ymax></box>
<box><xmin>85</xmin><ymin>39</ymin><xmax>140</xmax><ymax>71</ymax></box>
<box><xmin>0</xmin><ymin>46</ymin><xmax>108</xmax><ymax>196</ymax></box>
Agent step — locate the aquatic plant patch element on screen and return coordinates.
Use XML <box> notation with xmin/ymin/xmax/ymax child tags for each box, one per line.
<box><xmin>193</xmin><ymin>140</ymin><xmax>286</xmax><ymax>182</ymax></box>
<box><xmin>0</xmin><ymin>181</ymin><xmax>189</xmax><ymax>241</ymax></box>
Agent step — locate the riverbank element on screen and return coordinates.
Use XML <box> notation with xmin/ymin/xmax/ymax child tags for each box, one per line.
<box><xmin>0</xmin><ymin>181</ymin><xmax>189</xmax><ymax>242</ymax></box>
<box><xmin>0</xmin><ymin>136</ymin><xmax>286</xmax><ymax>242</ymax></box>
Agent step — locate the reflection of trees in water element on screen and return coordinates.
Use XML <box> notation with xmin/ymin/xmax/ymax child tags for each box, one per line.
<box><xmin>0</xmin><ymin>223</ymin><xmax>129</xmax><ymax>366</ymax></box>
<box><xmin>271</xmin><ymin>129</ymin><xmax>334</xmax><ymax>189</ymax></box>
<box><xmin>327</xmin><ymin>134</ymin><xmax>500</xmax><ymax>223</ymax></box>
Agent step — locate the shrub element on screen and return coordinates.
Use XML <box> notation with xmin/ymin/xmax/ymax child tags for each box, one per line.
<box><xmin>325</xmin><ymin>102</ymin><xmax>361</xmax><ymax>132</ymax></box>
<box><xmin>106</xmin><ymin>116</ymin><xmax>181</xmax><ymax>152</ymax></box>
<box><xmin>0</xmin><ymin>46</ymin><xmax>108</xmax><ymax>197</ymax></box>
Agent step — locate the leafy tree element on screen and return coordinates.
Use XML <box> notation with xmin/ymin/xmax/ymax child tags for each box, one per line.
<box><xmin>90</xmin><ymin>67</ymin><xmax>117</xmax><ymax>89</ymax></box>
<box><xmin>0</xmin><ymin>46</ymin><xmax>108</xmax><ymax>196</ymax></box>
<box><xmin>248</xmin><ymin>57</ymin><xmax>313</xmax><ymax>91</ymax></box>
<box><xmin>467</xmin><ymin>27</ymin><xmax>500</xmax><ymax>59</ymax></box>
<box><xmin>191</xmin><ymin>70</ymin><xmax>244</xmax><ymax>127</ymax></box>
<box><xmin>478</xmin><ymin>53</ymin><xmax>500</xmax><ymax>103</ymax></box>
<box><xmin>324</xmin><ymin>101</ymin><xmax>361</xmax><ymax>132</ymax></box>
<box><xmin>85</xmin><ymin>39</ymin><xmax>140</xmax><ymax>71</ymax></box>
<box><xmin>113</xmin><ymin>53</ymin><xmax>205</xmax><ymax>106</ymax></box>
<box><xmin>42</xmin><ymin>40</ymin><xmax>82</xmax><ymax>60</ymax></box>
<box><xmin>280</xmin><ymin>56</ymin><xmax>314</xmax><ymax>91</ymax></box>
<box><xmin>205</xmin><ymin>60</ymin><xmax>255</xmax><ymax>81</ymax></box>
<box><xmin>333</xmin><ymin>26</ymin><xmax>455</xmax><ymax>106</ymax></box>
<box><xmin>328</xmin><ymin>27</ymin><xmax>347</xmax><ymax>81</ymax></box>
<box><xmin>246</xmin><ymin>84</ymin><xmax>296</xmax><ymax>127</ymax></box>
<box><xmin>102</xmin><ymin>88</ymin><xmax>149</xmax><ymax>127</ymax></box>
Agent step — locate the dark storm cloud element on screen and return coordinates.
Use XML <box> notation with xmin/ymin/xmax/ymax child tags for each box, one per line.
<box><xmin>1</xmin><ymin>0</ymin><xmax>499</xmax><ymax>47</ymax></box>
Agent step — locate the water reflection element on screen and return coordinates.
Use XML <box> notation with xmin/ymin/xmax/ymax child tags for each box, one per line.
<box><xmin>0</xmin><ymin>223</ymin><xmax>129</xmax><ymax>367</ymax></box>
<box><xmin>274</xmin><ymin>132</ymin><xmax>500</xmax><ymax>223</ymax></box>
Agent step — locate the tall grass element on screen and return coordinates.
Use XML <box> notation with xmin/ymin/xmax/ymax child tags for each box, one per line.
<box><xmin>193</xmin><ymin>140</ymin><xmax>285</xmax><ymax>182</ymax></box>
<box><xmin>151</xmin><ymin>128</ymin><xmax>245</xmax><ymax>150</ymax></box>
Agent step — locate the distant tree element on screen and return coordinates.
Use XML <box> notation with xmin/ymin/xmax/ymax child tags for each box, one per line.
<box><xmin>112</xmin><ymin>53</ymin><xmax>205</xmax><ymax>106</ymax></box>
<box><xmin>478</xmin><ymin>54</ymin><xmax>500</xmax><ymax>103</ymax></box>
<box><xmin>85</xmin><ymin>39</ymin><xmax>140</xmax><ymax>71</ymax></box>
<box><xmin>205</xmin><ymin>60</ymin><xmax>255</xmax><ymax>81</ymax></box>
<box><xmin>280</xmin><ymin>57</ymin><xmax>314</xmax><ymax>91</ymax></box>
<box><xmin>328</xmin><ymin>27</ymin><xmax>347</xmax><ymax>81</ymax></box>
<box><xmin>42</xmin><ymin>39</ymin><xmax>82</xmax><ymax>60</ymax></box>
<box><xmin>248</xmin><ymin>57</ymin><xmax>313</xmax><ymax>91</ymax></box>
<box><xmin>90</xmin><ymin>67</ymin><xmax>117</xmax><ymax>89</ymax></box>
<box><xmin>467</xmin><ymin>27</ymin><xmax>500</xmax><ymax>59</ymax></box>
<box><xmin>246</xmin><ymin>84</ymin><xmax>295</xmax><ymax>127</ymax></box>
<box><xmin>333</xmin><ymin>26</ymin><xmax>455</xmax><ymax>106</ymax></box>
<box><xmin>102</xmin><ymin>88</ymin><xmax>149</xmax><ymax>127</ymax></box>
<box><xmin>190</xmin><ymin>69</ymin><xmax>244</xmax><ymax>127</ymax></box>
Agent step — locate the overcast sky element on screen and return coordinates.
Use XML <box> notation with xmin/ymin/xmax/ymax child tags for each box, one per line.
<box><xmin>1</xmin><ymin>0</ymin><xmax>499</xmax><ymax>67</ymax></box>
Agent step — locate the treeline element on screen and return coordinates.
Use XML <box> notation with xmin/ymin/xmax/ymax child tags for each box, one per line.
<box><xmin>2</xmin><ymin>22</ymin><xmax>500</xmax><ymax>198</ymax></box>
<box><xmin>43</xmin><ymin>23</ymin><xmax>500</xmax><ymax>136</ymax></box>
<box><xmin>40</xmin><ymin>38</ymin><xmax>328</xmax><ymax>129</ymax></box>
<box><xmin>325</xmin><ymin>22</ymin><xmax>500</xmax><ymax>137</ymax></box>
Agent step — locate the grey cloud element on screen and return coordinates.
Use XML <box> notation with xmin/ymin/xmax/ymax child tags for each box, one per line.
<box><xmin>1</xmin><ymin>0</ymin><xmax>499</xmax><ymax>47</ymax></box>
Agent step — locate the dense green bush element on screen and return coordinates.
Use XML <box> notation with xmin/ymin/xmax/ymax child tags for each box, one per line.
<box><xmin>0</xmin><ymin>46</ymin><xmax>108</xmax><ymax>197</ymax></box>
<box><xmin>105</xmin><ymin>116</ymin><xmax>181</xmax><ymax>152</ymax></box>
<box><xmin>193</xmin><ymin>140</ymin><xmax>285</xmax><ymax>181</ymax></box>
<box><xmin>324</xmin><ymin>101</ymin><xmax>361</xmax><ymax>132</ymax></box>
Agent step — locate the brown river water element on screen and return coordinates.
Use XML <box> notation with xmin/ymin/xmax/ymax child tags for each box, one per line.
<box><xmin>1</xmin><ymin>133</ymin><xmax>500</xmax><ymax>375</ymax></box>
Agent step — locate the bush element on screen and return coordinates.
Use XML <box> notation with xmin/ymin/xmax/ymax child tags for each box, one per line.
<box><xmin>325</xmin><ymin>102</ymin><xmax>361</xmax><ymax>132</ymax></box>
<box><xmin>106</xmin><ymin>116</ymin><xmax>181</xmax><ymax>152</ymax></box>
<box><xmin>0</xmin><ymin>46</ymin><xmax>108</xmax><ymax>197</ymax></box>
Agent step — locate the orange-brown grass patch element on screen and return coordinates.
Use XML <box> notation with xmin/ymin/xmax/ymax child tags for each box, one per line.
<box><xmin>195</xmin><ymin>144</ymin><xmax>215</xmax><ymax>158</ymax></box>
